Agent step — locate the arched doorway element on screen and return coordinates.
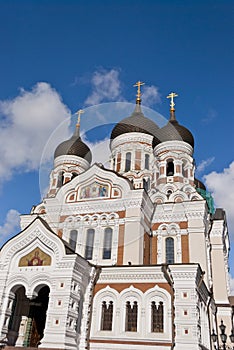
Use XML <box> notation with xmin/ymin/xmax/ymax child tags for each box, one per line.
<box><xmin>7</xmin><ymin>285</ymin><xmax>29</xmax><ymax>346</ymax></box>
<box><xmin>7</xmin><ymin>285</ymin><xmax>50</xmax><ymax>347</ymax></box>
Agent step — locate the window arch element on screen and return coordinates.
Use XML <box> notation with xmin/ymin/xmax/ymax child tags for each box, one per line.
<box><xmin>145</xmin><ymin>154</ymin><xmax>150</xmax><ymax>170</ymax></box>
<box><xmin>151</xmin><ymin>301</ymin><xmax>164</xmax><ymax>332</ymax></box>
<box><xmin>69</xmin><ymin>230</ymin><xmax>78</xmax><ymax>251</ymax></box>
<box><xmin>165</xmin><ymin>237</ymin><xmax>174</xmax><ymax>264</ymax></box>
<box><xmin>125</xmin><ymin>301</ymin><xmax>138</xmax><ymax>332</ymax></box>
<box><xmin>101</xmin><ymin>301</ymin><xmax>113</xmax><ymax>331</ymax></box>
<box><xmin>125</xmin><ymin>152</ymin><xmax>131</xmax><ymax>172</ymax></box>
<box><xmin>85</xmin><ymin>228</ymin><xmax>95</xmax><ymax>260</ymax></box>
<box><xmin>103</xmin><ymin>228</ymin><xmax>113</xmax><ymax>259</ymax></box>
<box><xmin>166</xmin><ymin>159</ymin><xmax>174</xmax><ymax>176</ymax></box>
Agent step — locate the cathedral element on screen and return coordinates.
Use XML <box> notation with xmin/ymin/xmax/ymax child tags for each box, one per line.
<box><xmin>0</xmin><ymin>83</ymin><xmax>233</xmax><ymax>350</ymax></box>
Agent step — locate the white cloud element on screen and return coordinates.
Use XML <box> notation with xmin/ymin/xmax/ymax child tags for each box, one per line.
<box><xmin>0</xmin><ymin>82</ymin><xmax>71</xmax><ymax>186</ymax></box>
<box><xmin>85</xmin><ymin>137</ymin><xmax>110</xmax><ymax>169</ymax></box>
<box><xmin>141</xmin><ymin>85</ymin><xmax>161</xmax><ymax>107</ymax></box>
<box><xmin>0</xmin><ymin>209</ymin><xmax>20</xmax><ymax>245</ymax></box>
<box><xmin>204</xmin><ymin>161</ymin><xmax>234</xmax><ymax>240</ymax></box>
<box><xmin>85</xmin><ymin>69</ymin><xmax>122</xmax><ymax>106</ymax></box>
<box><xmin>196</xmin><ymin>157</ymin><xmax>215</xmax><ymax>173</ymax></box>
<box><xmin>202</xmin><ymin>108</ymin><xmax>217</xmax><ymax>124</ymax></box>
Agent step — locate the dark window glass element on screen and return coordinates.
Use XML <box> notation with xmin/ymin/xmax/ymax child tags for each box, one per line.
<box><xmin>166</xmin><ymin>237</ymin><xmax>174</xmax><ymax>264</ymax></box>
<box><xmin>166</xmin><ymin>160</ymin><xmax>174</xmax><ymax>176</ymax></box>
<box><xmin>101</xmin><ymin>301</ymin><xmax>113</xmax><ymax>331</ymax></box>
<box><xmin>125</xmin><ymin>152</ymin><xmax>131</xmax><ymax>172</ymax></box>
<box><xmin>103</xmin><ymin>228</ymin><xmax>113</xmax><ymax>259</ymax></box>
<box><xmin>145</xmin><ymin>154</ymin><xmax>150</xmax><ymax>170</ymax></box>
<box><xmin>85</xmin><ymin>229</ymin><xmax>95</xmax><ymax>260</ymax></box>
<box><xmin>57</xmin><ymin>172</ymin><xmax>64</xmax><ymax>187</ymax></box>
<box><xmin>151</xmin><ymin>301</ymin><xmax>164</xmax><ymax>332</ymax></box>
<box><xmin>125</xmin><ymin>301</ymin><xmax>138</xmax><ymax>332</ymax></box>
<box><xmin>143</xmin><ymin>178</ymin><xmax>149</xmax><ymax>191</ymax></box>
<box><xmin>69</xmin><ymin>230</ymin><xmax>78</xmax><ymax>251</ymax></box>
<box><xmin>72</xmin><ymin>172</ymin><xmax>78</xmax><ymax>180</ymax></box>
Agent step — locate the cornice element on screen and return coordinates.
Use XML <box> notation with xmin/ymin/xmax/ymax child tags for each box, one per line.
<box><xmin>110</xmin><ymin>132</ymin><xmax>153</xmax><ymax>151</ymax></box>
<box><xmin>98</xmin><ymin>266</ymin><xmax>166</xmax><ymax>284</ymax></box>
<box><xmin>154</xmin><ymin>140</ymin><xmax>193</xmax><ymax>156</ymax></box>
<box><xmin>152</xmin><ymin>212</ymin><xmax>187</xmax><ymax>223</ymax></box>
<box><xmin>47</xmin><ymin>197</ymin><xmax>145</xmax><ymax>216</ymax></box>
<box><xmin>54</xmin><ymin>155</ymin><xmax>89</xmax><ymax>169</ymax></box>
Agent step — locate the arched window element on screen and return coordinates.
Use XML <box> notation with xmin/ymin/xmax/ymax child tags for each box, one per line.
<box><xmin>125</xmin><ymin>152</ymin><xmax>131</xmax><ymax>172</ymax></box>
<box><xmin>145</xmin><ymin>154</ymin><xmax>150</xmax><ymax>170</ymax></box>
<box><xmin>57</xmin><ymin>172</ymin><xmax>64</xmax><ymax>188</ymax></box>
<box><xmin>151</xmin><ymin>301</ymin><xmax>164</xmax><ymax>332</ymax></box>
<box><xmin>85</xmin><ymin>229</ymin><xmax>95</xmax><ymax>260</ymax></box>
<box><xmin>103</xmin><ymin>228</ymin><xmax>113</xmax><ymax>259</ymax></box>
<box><xmin>182</xmin><ymin>160</ymin><xmax>187</xmax><ymax>177</ymax></box>
<box><xmin>101</xmin><ymin>301</ymin><xmax>113</xmax><ymax>331</ymax></box>
<box><xmin>113</xmin><ymin>157</ymin><xmax>116</xmax><ymax>170</ymax></box>
<box><xmin>166</xmin><ymin>159</ymin><xmax>174</xmax><ymax>176</ymax></box>
<box><xmin>116</xmin><ymin>153</ymin><xmax>121</xmax><ymax>172</ymax></box>
<box><xmin>125</xmin><ymin>301</ymin><xmax>138</xmax><ymax>332</ymax></box>
<box><xmin>69</xmin><ymin>230</ymin><xmax>78</xmax><ymax>251</ymax></box>
<box><xmin>135</xmin><ymin>150</ymin><xmax>141</xmax><ymax>170</ymax></box>
<box><xmin>165</xmin><ymin>237</ymin><xmax>174</xmax><ymax>264</ymax></box>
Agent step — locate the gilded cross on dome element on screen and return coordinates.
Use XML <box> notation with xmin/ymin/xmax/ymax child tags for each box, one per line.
<box><xmin>167</xmin><ymin>92</ymin><xmax>178</xmax><ymax>111</ymax></box>
<box><xmin>133</xmin><ymin>81</ymin><xmax>145</xmax><ymax>105</ymax></box>
<box><xmin>75</xmin><ymin>109</ymin><xmax>84</xmax><ymax>127</ymax></box>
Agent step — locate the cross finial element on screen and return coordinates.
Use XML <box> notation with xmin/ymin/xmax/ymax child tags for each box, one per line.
<box><xmin>133</xmin><ymin>81</ymin><xmax>145</xmax><ymax>105</ymax></box>
<box><xmin>167</xmin><ymin>92</ymin><xmax>178</xmax><ymax>111</ymax></box>
<box><xmin>75</xmin><ymin>109</ymin><xmax>84</xmax><ymax>127</ymax></box>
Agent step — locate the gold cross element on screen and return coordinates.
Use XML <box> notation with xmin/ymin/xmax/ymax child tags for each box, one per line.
<box><xmin>75</xmin><ymin>109</ymin><xmax>84</xmax><ymax>126</ymax></box>
<box><xmin>167</xmin><ymin>92</ymin><xmax>178</xmax><ymax>110</ymax></box>
<box><xmin>133</xmin><ymin>81</ymin><xmax>145</xmax><ymax>104</ymax></box>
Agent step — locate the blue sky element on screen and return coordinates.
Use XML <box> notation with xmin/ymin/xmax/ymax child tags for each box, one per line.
<box><xmin>0</xmin><ymin>0</ymin><xmax>233</xmax><ymax>285</ymax></box>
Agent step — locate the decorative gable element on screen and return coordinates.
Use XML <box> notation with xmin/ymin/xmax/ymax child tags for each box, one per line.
<box><xmin>62</xmin><ymin>164</ymin><xmax>132</xmax><ymax>203</ymax></box>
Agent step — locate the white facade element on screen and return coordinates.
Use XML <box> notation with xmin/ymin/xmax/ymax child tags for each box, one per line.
<box><xmin>0</xmin><ymin>99</ymin><xmax>233</xmax><ymax>349</ymax></box>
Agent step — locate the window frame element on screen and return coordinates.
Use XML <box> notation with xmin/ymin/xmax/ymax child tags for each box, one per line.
<box><xmin>125</xmin><ymin>300</ymin><xmax>138</xmax><ymax>332</ymax></box>
<box><xmin>100</xmin><ymin>300</ymin><xmax>113</xmax><ymax>331</ymax></box>
<box><xmin>165</xmin><ymin>237</ymin><xmax>175</xmax><ymax>264</ymax></box>
<box><xmin>125</xmin><ymin>152</ymin><xmax>132</xmax><ymax>172</ymax></box>
<box><xmin>69</xmin><ymin>229</ymin><xmax>78</xmax><ymax>251</ymax></box>
<box><xmin>145</xmin><ymin>154</ymin><xmax>150</xmax><ymax>170</ymax></box>
<box><xmin>85</xmin><ymin>228</ymin><xmax>95</xmax><ymax>260</ymax></box>
<box><xmin>151</xmin><ymin>301</ymin><xmax>164</xmax><ymax>333</ymax></box>
<box><xmin>103</xmin><ymin>227</ymin><xmax>113</xmax><ymax>260</ymax></box>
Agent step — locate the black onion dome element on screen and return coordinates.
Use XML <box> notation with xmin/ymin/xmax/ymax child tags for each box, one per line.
<box><xmin>54</xmin><ymin>126</ymin><xmax>92</xmax><ymax>163</ymax></box>
<box><xmin>110</xmin><ymin>104</ymin><xmax>160</xmax><ymax>143</ymax></box>
<box><xmin>154</xmin><ymin>111</ymin><xmax>194</xmax><ymax>148</ymax></box>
